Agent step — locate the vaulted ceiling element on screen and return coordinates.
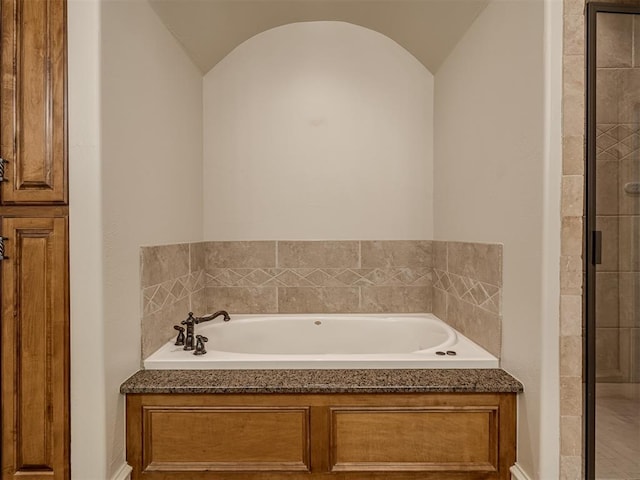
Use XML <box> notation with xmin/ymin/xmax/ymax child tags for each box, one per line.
<box><xmin>148</xmin><ymin>0</ymin><xmax>489</xmax><ymax>74</ymax></box>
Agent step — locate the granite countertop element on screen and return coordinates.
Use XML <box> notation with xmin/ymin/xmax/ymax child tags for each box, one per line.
<box><xmin>120</xmin><ymin>368</ymin><xmax>523</xmax><ymax>394</ymax></box>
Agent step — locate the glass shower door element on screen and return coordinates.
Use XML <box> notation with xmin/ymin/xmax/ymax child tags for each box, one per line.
<box><xmin>587</xmin><ymin>5</ymin><xmax>640</xmax><ymax>479</ymax></box>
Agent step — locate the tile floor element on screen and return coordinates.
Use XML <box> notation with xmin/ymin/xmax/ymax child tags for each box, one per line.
<box><xmin>596</xmin><ymin>383</ymin><xmax>640</xmax><ymax>480</ymax></box>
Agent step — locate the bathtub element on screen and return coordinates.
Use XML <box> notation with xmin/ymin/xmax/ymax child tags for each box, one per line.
<box><xmin>144</xmin><ymin>313</ymin><xmax>498</xmax><ymax>370</ymax></box>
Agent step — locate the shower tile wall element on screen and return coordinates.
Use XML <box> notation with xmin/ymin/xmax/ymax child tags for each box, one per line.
<box><xmin>140</xmin><ymin>239</ymin><xmax>503</xmax><ymax>360</ymax></box>
<box><xmin>595</xmin><ymin>13</ymin><xmax>640</xmax><ymax>383</ymax></box>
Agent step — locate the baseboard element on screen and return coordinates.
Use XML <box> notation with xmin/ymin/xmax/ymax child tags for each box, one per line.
<box><xmin>110</xmin><ymin>463</ymin><xmax>133</xmax><ymax>480</ymax></box>
<box><xmin>109</xmin><ymin>462</ymin><xmax>532</xmax><ymax>480</ymax></box>
<box><xmin>510</xmin><ymin>463</ymin><xmax>532</xmax><ymax>480</ymax></box>
<box><xmin>112</xmin><ymin>462</ymin><xmax>530</xmax><ymax>480</ymax></box>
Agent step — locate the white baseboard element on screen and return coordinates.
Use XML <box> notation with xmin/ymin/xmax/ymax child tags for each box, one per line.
<box><xmin>110</xmin><ymin>463</ymin><xmax>132</xmax><ymax>480</ymax></box>
<box><xmin>112</xmin><ymin>461</ymin><xmax>529</xmax><ymax>480</ymax></box>
<box><xmin>510</xmin><ymin>463</ymin><xmax>532</xmax><ymax>480</ymax></box>
<box><xmin>509</xmin><ymin>463</ymin><xmax>531</xmax><ymax>480</ymax></box>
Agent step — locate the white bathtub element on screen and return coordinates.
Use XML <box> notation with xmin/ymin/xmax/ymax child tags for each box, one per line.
<box><xmin>144</xmin><ymin>314</ymin><xmax>498</xmax><ymax>370</ymax></box>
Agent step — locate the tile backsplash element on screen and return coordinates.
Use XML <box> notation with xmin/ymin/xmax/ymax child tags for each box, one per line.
<box><xmin>431</xmin><ymin>241</ymin><xmax>503</xmax><ymax>357</ymax></box>
<box><xmin>140</xmin><ymin>239</ymin><xmax>502</xmax><ymax>360</ymax></box>
<box><xmin>140</xmin><ymin>243</ymin><xmax>206</xmax><ymax>358</ymax></box>
<box><xmin>205</xmin><ymin>241</ymin><xmax>432</xmax><ymax>315</ymax></box>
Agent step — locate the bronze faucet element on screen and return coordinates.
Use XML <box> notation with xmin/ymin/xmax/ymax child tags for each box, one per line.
<box><xmin>174</xmin><ymin>311</ymin><xmax>230</xmax><ymax>353</ymax></box>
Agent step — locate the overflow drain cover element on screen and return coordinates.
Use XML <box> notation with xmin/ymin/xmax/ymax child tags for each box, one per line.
<box><xmin>624</xmin><ymin>182</ymin><xmax>640</xmax><ymax>195</ymax></box>
<box><xmin>314</xmin><ymin>321</ymin><xmax>322</xmax><ymax>325</ymax></box>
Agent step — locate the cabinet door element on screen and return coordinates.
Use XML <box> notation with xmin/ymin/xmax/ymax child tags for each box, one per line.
<box><xmin>0</xmin><ymin>0</ymin><xmax>67</xmax><ymax>205</ymax></box>
<box><xmin>1</xmin><ymin>216</ymin><xmax>69</xmax><ymax>480</ymax></box>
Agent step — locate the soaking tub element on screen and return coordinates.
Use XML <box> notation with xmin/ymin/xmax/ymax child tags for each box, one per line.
<box><xmin>144</xmin><ymin>313</ymin><xmax>498</xmax><ymax>369</ymax></box>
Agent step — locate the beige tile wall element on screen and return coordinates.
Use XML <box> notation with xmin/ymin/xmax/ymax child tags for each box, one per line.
<box><xmin>140</xmin><ymin>243</ymin><xmax>206</xmax><ymax>358</ymax></box>
<box><xmin>140</xmin><ymin>239</ymin><xmax>504</xmax><ymax>361</ymax></box>
<box><xmin>561</xmin><ymin>0</ymin><xmax>585</xmax><ymax>478</ymax></box>
<box><xmin>204</xmin><ymin>240</ymin><xmax>433</xmax><ymax>314</ymax></box>
<box><xmin>432</xmin><ymin>241</ymin><xmax>503</xmax><ymax>357</ymax></box>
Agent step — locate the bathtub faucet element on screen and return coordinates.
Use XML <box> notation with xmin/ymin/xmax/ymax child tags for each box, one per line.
<box><xmin>196</xmin><ymin>310</ymin><xmax>230</xmax><ymax>323</ymax></box>
<box><xmin>176</xmin><ymin>311</ymin><xmax>230</xmax><ymax>352</ymax></box>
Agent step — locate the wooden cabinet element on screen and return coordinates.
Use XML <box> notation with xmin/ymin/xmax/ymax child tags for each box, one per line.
<box><xmin>1</xmin><ymin>0</ymin><xmax>67</xmax><ymax>205</ymax></box>
<box><xmin>126</xmin><ymin>392</ymin><xmax>517</xmax><ymax>480</ymax></box>
<box><xmin>0</xmin><ymin>0</ymin><xmax>70</xmax><ymax>479</ymax></box>
<box><xmin>1</xmin><ymin>217</ymin><xmax>69</xmax><ymax>480</ymax></box>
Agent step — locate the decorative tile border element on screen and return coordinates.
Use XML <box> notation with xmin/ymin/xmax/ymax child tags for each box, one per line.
<box><xmin>142</xmin><ymin>271</ymin><xmax>205</xmax><ymax>316</ymax></box>
<box><xmin>596</xmin><ymin>123</ymin><xmax>640</xmax><ymax>161</ymax></box>
<box><xmin>433</xmin><ymin>269</ymin><xmax>501</xmax><ymax>314</ymax></box>
<box><xmin>206</xmin><ymin>267</ymin><xmax>432</xmax><ymax>288</ymax></box>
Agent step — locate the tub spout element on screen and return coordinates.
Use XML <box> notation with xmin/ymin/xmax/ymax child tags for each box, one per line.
<box><xmin>196</xmin><ymin>310</ymin><xmax>230</xmax><ymax>323</ymax></box>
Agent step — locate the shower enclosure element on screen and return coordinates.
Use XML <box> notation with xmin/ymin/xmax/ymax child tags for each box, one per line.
<box><xmin>586</xmin><ymin>3</ymin><xmax>640</xmax><ymax>479</ymax></box>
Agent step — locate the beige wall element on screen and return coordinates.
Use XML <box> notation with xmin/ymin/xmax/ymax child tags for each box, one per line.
<box><xmin>70</xmin><ymin>0</ymin><xmax>204</xmax><ymax>478</ymax></box>
<box><xmin>101</xmin><ymin>0</ymin><xmax>204</xmax><ymax>474</ymax></box>
<box><xmin>433</xmin><ymin>1</ymin><xmax>560</xmax><ymax>478</ymax></box>
<box><xmin>202</xmin><ymin>21</ymin><xmax>434</xmax><ymax>241</ymax></box>
<box><xmin>68</xmin><ymin>0</ymin><xmax>106</xmax><ymax>477</ymax></box>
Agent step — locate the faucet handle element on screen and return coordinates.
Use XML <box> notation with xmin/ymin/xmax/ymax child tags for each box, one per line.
<box><xmin>173</xmin><ymin>325</ymin><xmax>185</xmax><ymax>345</ymax></box>
<box><xmin>194</xmin><ymin>335</ymin><xmax>208</xmax><ymax>356</ymax></box>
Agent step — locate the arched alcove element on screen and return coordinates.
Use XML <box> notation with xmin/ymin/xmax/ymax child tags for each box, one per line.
<box><xmin>203</xmin><ymin>21</ymin><xmax>434</xmax><ymax>240</ymax></box>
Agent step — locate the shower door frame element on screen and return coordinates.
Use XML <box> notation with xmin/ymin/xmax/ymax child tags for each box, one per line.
<box><xmin>585</xmin><ymin>3</ymin><xmax>640</xmax><ymax>479</ymax></box>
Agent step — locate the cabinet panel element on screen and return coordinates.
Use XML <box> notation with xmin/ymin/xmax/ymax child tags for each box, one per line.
<box><xmin>142</xmin><ymin>406</ymin><xmax>310</xmax><ymax>472</ymax></box>
<box><xmin>1</xmin><ymin>216</ymin><xmax>69</xmax><ymax>480</ymax></box>
<box><xmin>330</xmin><ymin>407</ymin><xmax>498</xmax><ymax>472</ymax></box>
<box><xmin>1</xmin><ymin>0</ymin><xmax>67</xmax><ymax>204</ymax></box>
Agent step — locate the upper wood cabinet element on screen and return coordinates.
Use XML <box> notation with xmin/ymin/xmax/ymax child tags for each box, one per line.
<box><xmin>0</xmin><ymin>0</ymin><xmax>67</xmax><ymax>205</ymax></box>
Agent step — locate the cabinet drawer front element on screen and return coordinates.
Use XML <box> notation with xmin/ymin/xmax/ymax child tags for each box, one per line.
<box><xmin>142</xmin><ymin>406</ymin><xmax>310</xmax><ymax>472</ymax></box>
<box><xmin>330</xmin><ymin>407</ymin><xmax>499</xmax><ymax>472</ymax></box>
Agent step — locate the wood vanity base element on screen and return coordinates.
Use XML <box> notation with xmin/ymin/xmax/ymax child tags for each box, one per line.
<box><xmin>126</xmin><ymin>392</ymin><xmax>516</xmax><ymax>480</ymax></box>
